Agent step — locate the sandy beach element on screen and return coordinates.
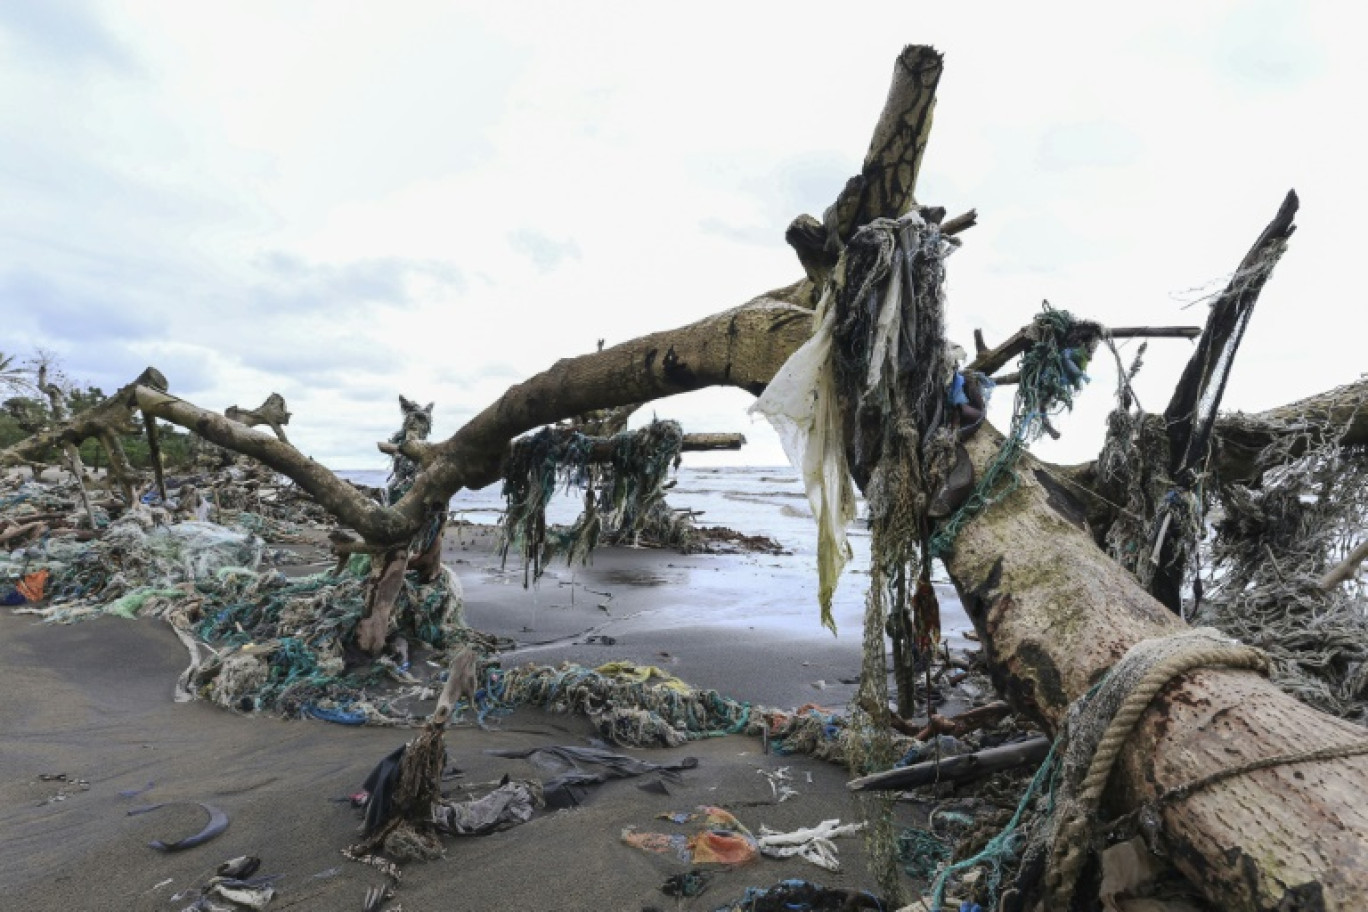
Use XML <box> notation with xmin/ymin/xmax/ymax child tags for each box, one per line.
<box><xmin>1</xmin><ymin>524</ymin><xmax>949</xmax><ymax>911</ymax></box>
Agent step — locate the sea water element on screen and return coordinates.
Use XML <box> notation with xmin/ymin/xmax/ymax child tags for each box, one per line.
<box><xmin>337</xmin><ymin>463</ymin><xmax>856</xmax><ymax>560</ymax></box>
<box><xmin>337</xmin><ymin>462</ymin><xmax>970</xmax><ymax>641</ymax></box>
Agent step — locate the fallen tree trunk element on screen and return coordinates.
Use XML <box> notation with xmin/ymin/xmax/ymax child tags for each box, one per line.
<box><xmin>0</xmin><ymin>368</ymin><xmax>165</xmax><ymax>503</ymax></box>
<box><xmin>1214</xmin><ymin>375</ymin><xmax>1368</xmax><ymax>485</ymax></box>
<box><xmin>1057</xmin><ymin>377</ymin><xmax>1368</xmax><ymax>535</ymax></box>
<box><xmin>944</xmin><ymin>424</ymin><xmax>1368</xmax><ymax>909</ymax></box>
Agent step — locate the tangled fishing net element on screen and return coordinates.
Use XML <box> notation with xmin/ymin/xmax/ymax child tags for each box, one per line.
<box><xmin>485</xmin><ymin>661</ymin><xmax>751</xmax><ymax>747</ymax></box>
<box><xmin>928</xmin><ymin>304</ymin><xmax>1100</xmax><ymax>561</ymax></box>
<box><xmin>385</xmin><ymin>396</ymin><xmax>433</xmax><ymax>505</ymax></box>
<box><xmin>753</xmin><ymin>205</ymin><xmax>1109</xmax><ymax>904</ymax></box>
<box><xmin>1197</xmin><ymin>394</ymin><xmax>1368</xmax><ymax>723</ymax></box>
<box><xmin>499</xmin><ymin>419</ymin><xmax>685</xmax><ymax>583</ymax></box>
<box><xmin>1094</xmin><ymin>313</ymin><xmax>1368</xmax><ymax>721</ymax></box>
<box><xmin>5</xmin><ymin>503</ymin><xmax>465</xmax><ymax>724</ymax></box>
<box><xmin>472</xmin><ymin>660</ymin><xmax>920</xmax><ymax>769</ymax></box>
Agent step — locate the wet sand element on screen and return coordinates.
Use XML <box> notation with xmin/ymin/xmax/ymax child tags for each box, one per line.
<box><xmin>0</xmin><ymin>527</ymin><xmax>948</xmax><ymax>911</ymax></box>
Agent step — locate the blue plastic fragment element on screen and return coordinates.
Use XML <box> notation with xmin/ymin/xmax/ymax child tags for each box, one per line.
<box><xmin>949</xmin><ymin>372</ymin><xmax>970</xmax><ymax>406</ymax></box>
<box><xmin>303</xmin><ymin>704</ymin><xmax>367</xmax><ymax>725</ymax></box>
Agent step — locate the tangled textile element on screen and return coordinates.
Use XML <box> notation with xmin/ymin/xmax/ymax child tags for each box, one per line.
<box><xmin>487</xmin><ymin>661</ymin><xmax>750</xmax><ymax>748</ymax></box>
<box><xmin>749</xmin><ymin>295</ymin><xmax>857</xmax><ymax>633</ymax></box>
<box><xmin>433</xmin><ymin>780</ymin><xmax>542</xmax><ymax>836</ymax></box>
<box><xmin>623</xmin><ymin>806</ymin><xmax>758</xmax><ymax>866</ymax></box>
<box><xmin>485</xmin><ymin>744</ymin><xmax>697</xmax><ymax>808</ymax></box>
<box><xmin>500</xmin><ymin>420</ymin><xmax>683</xmax><ymax>585</ymax></box>
<box><xmin>756</xmin><ymin>818</ymin><xmax>866</xmax><ymax>871</ymax></box>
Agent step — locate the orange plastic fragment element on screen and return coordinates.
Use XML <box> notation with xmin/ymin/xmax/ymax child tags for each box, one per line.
<box><xmin>16</xmin><ymin>568</ymin><xmax>49</xmax><ymax>602</ymax></box>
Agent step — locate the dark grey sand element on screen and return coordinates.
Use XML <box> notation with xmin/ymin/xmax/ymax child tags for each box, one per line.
<box><xmin>0</xmin><ymin>528</ymin><xmax>935</xmax><ymax>911</ymax></box>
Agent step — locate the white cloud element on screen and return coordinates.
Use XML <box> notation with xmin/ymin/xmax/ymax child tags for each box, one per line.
<box><xmin>1</xmin><ymin>0</ymin><xmax>1361</xmax><ymax>474</ymax></box>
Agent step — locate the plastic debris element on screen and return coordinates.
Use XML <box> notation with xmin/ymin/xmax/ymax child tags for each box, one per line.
<box><xmin>433</xmin><ymin>780</ymin><xmax>542</xmax><ymax>836</ymax></box>
<box><xmin>709</xmin><ymin>878</ymin><xmax>885</xmax><ymax>911</ymax></box>
<box><xmin>488</xmin><ymin>744</ymin><xmax>698</xmax><ymax>809</ymax></box>
<box><xmin>661</xmin><ymin>869</ymin><xmax>713</xmax><ymax>898</ymax></box>
<box><xmin>755</xmin><ymin>818</ymin><xmax>866</xmax><ymax>871</ymax></box>
<box><xmin>207</xmin><ymin>879</ymin><xmax>275</xmax><ymax>909</ymax></box>
<box><xmin>623</xmin><ymin>806</ymin><xmax>758</xmax><ymax>866</ymax></box>
<box><xmin>757</xmin><ymin>766</ymin><xmax>798</xmax><ymax>802</ymax></box>
<box><xmin>749</xmin><ymin>300</ymin><xmax>856</xmax><ymax>633</ymax></box>
<box><xmin>144</xmin><ymin>801</ymin><xmax>230</xmax><ymax>852</ymax></box>
<box><xmin>216</xmin><ymin>856</ymin><xmax>261</xmax><ymax>879</ymax></box>
<box><xmin>16</xmin><ymin>568</ymin><xmax>49</xmax><ymax>601</ymax></box>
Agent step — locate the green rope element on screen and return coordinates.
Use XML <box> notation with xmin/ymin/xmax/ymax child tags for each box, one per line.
<box><xmin>931</xmin><ymin>304</ymin><xmax>1098</xmax><ymax>559</ymax></box>
<box><xmin>928</xmin><ymin>737</ymin><xmax>1061</xmax><ymax>911</ymax></box>
<box><xmin>899</xmin><ymin>827</ymin><xmax>952</xmax><ymax>879</ymax></box>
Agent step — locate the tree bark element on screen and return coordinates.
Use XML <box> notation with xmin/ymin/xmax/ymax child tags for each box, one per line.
<box><xmin>357</xmin><ymin>549</ymin><xmax>410</xmax><ymax>655</ymax></box>
<box><xmin>945</xmin><ymin>424</ymin><xmax>1368</xmax><ymax>910</ymax></box>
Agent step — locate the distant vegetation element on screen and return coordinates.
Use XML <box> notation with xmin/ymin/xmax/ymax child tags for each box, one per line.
<box><xmin>0</xmin><ymin>353</ymin><xmax>194</xmax><ymax>470</ymax></box>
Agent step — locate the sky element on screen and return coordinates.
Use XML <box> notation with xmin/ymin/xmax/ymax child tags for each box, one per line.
<box><xmin>2</xmin><ymin>1</ymin><xmax>1361</xmax><ymax>477</ymax></box>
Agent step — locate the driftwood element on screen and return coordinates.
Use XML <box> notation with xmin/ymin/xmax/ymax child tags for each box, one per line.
<box><xmin>0</xmin><ymin>367</ymin><xmax>165</xmax><ymax>505</ymax></box>
<box><xmin>0</xmin><ymin>520</ymin><xmax>48</xmax><ymax>548</ymax></box>
<box><xmin>677</xmin><ymin>432</ymin><xmax>746</xmax><ymax>452</ymax></box>
<box><xmin>224</xmin><ymin>392</ymin><xmax>292</xmax><ymax>443</ymax></box>
<box><xmin>847</xmin><ymin>736</ymin><xmax>1050</xmax><ymax>792</ymax></box>
<box><xmin>1144</xmin><ymin>191</ymin><xmax>1299</xmax><ymax>611</ymax></box>
<box><xmin>912</xmin><ymin>700</ymin><xmax>1013</xmax><ymax>742</ymax></box>
<box><xmin>969</xmin><ymin>323</ymin><xmax>1201</xmax><ymax>383</ymax></box>
<box><xmin>946</xmin><ymin>420</ymin><xmax>1368</xmax><ymax>908</ymax></box>
<box><xmin>1318</xmin><ymin>539</ymin><xmax>1368</xmax><ymax>591</ymax></box>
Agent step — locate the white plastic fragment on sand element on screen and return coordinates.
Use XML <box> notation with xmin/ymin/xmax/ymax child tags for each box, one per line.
<box><xmin>756</xmin><ymin>818</ymin><xmax>867</xmax><ymax>871</ymax></box>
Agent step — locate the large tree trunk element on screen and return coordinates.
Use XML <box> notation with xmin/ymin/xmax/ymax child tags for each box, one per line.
<box><xmin>946</xmin><ymin>424</ymin><xmax>1368</xmax><ymax>910</ymax></box>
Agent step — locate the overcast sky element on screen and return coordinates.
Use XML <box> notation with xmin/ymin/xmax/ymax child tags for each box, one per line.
<box><xmin>1</xmin><ymin>1</ymin><xmax>1359</xmax><ymax>476</ymax></box>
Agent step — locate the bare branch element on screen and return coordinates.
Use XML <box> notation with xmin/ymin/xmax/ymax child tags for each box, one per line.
<box><xmin>1319</xmin><ymin>539</ymin><xmax>1368</xmax><ymax>591</ymax></box>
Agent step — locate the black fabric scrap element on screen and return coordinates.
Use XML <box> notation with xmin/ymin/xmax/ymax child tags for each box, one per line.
<box><xmin>360</xmin><ymin>745</ymin><xmax>406</xmax><ymax>837</ymax></box>
<box><xmin>485</xmin><ymin>745</ymin><xmax>697</xmax><ymax>808</ymax></box>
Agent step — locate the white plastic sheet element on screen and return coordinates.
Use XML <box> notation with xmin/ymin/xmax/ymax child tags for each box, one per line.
<box><xmin>749</xmin><ymin>293</ymin><xmax>856</xmax><ymax>633</ymax></box>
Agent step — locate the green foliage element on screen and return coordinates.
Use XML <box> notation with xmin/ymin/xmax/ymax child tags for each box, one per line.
<box><xmin>0</xmin><ymin>388</ymin><xmax>194</xmax><ymax>470</ymax></box>
<box><xmin>2</xmin><ymin>397</ymin><xmax>48</xmax><ymax>435</ymax></box>
<box><xmin>67</xmin><ymin>385</ymin><xmax>106</xmax><ymax>414</ymax></box>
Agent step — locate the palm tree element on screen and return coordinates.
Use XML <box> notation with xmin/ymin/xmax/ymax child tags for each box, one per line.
<box><xmin>0</xmin><ymin>352</ymin><xmax>33</xmax><ymax>396</ymax></box>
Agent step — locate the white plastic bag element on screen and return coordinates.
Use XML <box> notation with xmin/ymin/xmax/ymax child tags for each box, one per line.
<box><xmin>750</xmin><ymin>294</ymin><xmax>856</xmax><ymax>633</ymax></box>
